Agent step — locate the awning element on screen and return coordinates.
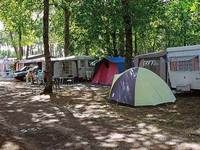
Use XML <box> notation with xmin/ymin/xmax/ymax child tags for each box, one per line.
<box><xmin>169</xmin><ymin>56</ymin><xmax>198</xmax><ymax>62</ymax></box>
<box><xmin>19</xmin><ymin>57</ymin><xmax>45</xmax><ymax>64</ymax></box>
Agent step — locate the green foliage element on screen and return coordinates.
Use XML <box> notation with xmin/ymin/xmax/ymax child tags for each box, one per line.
<box><xmin>0</xmin><ymin>50</ymin><xmax>16</xmax><ymax>57</ymax></box>
<box><xmin>0</xmin><ymin>0</ymin><xmax>199</xmax><ymax>58</ymax></box>
<box><xmin>0</xmin><ymin>0</ymin><xmax>42</xmax><ymax>59</ymax></box>
<box><xmin>135</xmin><ymin>0</ymin><xmax>200</xmax><ymax>53</ymax></box>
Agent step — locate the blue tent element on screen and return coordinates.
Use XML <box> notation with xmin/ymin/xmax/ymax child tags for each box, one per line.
<box><xmin>106</xmin><ymin>56</ymin><xmax>125</xmax><ymax>73</ymax></box>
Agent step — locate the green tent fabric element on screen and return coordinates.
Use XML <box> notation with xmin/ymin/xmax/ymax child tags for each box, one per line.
<box><xmin>109</xmin><ymin>67</ymin><xmax>176</xmax><ymax>106</ymax></box>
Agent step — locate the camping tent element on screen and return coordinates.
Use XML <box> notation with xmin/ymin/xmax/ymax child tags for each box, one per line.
<box><xmin>92</xmin><ymin>57</ymin><xmax>125</xmax><ymax>85</ymax></box>
<box><xmin>109</xmin><ymin>67</ymin><xmax>176</xmax><ymax>106</ymax></box>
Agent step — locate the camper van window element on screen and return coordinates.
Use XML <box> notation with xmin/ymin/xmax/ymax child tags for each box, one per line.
<box><xmin>80</xmin><ymin>60</ymin><xmax>85</xmax><ymax>67</ymax></box>
<box><xmin>88</xmin><ymin>60</ymin><xmax>96</xmax><ymax>67</ymax></box>
<box><xmin>63</xmin><ymin>61</ymin><xmax>72</xmax><ymax>74</ymax></box>
<box><xmin>170</xmin><ymin>56</ymin><xmax>199</xmax><ymax>71</ymax></box>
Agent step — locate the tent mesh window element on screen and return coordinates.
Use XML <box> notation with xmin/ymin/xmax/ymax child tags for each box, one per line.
<box><xmin>170</xmin><ymin>56</ymin><xmax>199</xmax><ymax>71</ymax></box>
<box><xmin>141</xmin><ymin>58</ymin><xmax>160</xmax><ymax>76</ymax></box>
<box><xmin>63</xmin><ymin>61</ymin><xmax>72</xmax><ymax>74</ymax></box>
<box><xmin>80</xmin><ymin>60</ymin><xmax>85</xmax><ymax>67</ymax></box>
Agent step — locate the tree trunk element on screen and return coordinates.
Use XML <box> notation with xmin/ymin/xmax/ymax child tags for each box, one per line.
<box><xmin>112</xmin><ymin>30</ymin><xmax>118</xmax><ymax>56</ymax></box>
<box><xmin>18</xmin><ymin>26</ymin><xmax>23</xmax><ymax>60</ymax></box>
<box><xmin>118</xmin><ymin>28</ymin><xmax>125</xmax><ymax>56</ymax></box>
<box><xmin>26</xmin><ymin>45</ymin><xmax>29</xmax><ymax>59</ymax></box>
<box><xmin>152</xmin><ymin>35</ymin><xmax>156</xmax><ymax>52</ymax></box>
<box><xmin>64</xmin><ymin>8</ymin><xmax>70</xmax><ymax>56</ymax></box>
<box><xmin>134</xmin><ymin>32</ymin><xmax>138</xmax><ymax>55</ymax></box>
<box><xmin>42</xmin><ymin>0</ymin><xmax>53</xmax><ymax>94</ymax></box>
<box><xmin>9</xmin><ymin>31</ymin><xmax>19</xmax><ymax>59</ymax></box>
<box><xmin>105</xmin><ymin>27</ymin><xmax>112</xmax><ymax>55</ymax></box>
<box><xmin>85</xmin><ymin>43</ymin><xmax>89</xmax><ymax>55</ymax></box>
<box><xmin>183</xmin><ymin>27</ymin><xmax>187</xmax><ymax>46</ymax></box>
<box><xmin>121</xmin><ymin>0</ymin><xmax>133</xmax><ymax>69</ymax></box>
<box><xmin>30</xmin><ymin>45</ymin><xmax>34</xmax><ymax>55</ymax></box>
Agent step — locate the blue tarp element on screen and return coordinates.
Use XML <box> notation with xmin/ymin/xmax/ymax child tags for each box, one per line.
<box><xmin>106</xmin><ymin>56</ymin><xmax>125</xmax><ymax>73</ymax></box>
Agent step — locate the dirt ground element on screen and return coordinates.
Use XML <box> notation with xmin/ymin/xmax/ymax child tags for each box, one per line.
<box><xmin>0</xmin><ymin>80</ymin><xmax>200</xmax><ymax>150</ymax></box>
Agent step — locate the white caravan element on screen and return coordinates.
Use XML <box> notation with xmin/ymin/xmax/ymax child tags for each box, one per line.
<box><xmin>52</xmin><ymin>55</ymin><xmax>94</xmax><ymax>81</ymax></box>
<box><xmin>167</xmin><ymin>45</ymin><xmax>200</xmax><ymax>91</ymax></box>
<box><xmin>16</xmin><ymin>55</ymin><xmax>94</xmax><ymax>82</ymax></box>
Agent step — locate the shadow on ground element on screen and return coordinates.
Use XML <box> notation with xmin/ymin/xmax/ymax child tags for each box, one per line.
<box><xmin>54</xmin><ymin>84</ymin><xmax>200</xmax><ymax>149</ymax></box>
<box><xmin>0</xmin><ymin>81</ymin><xmax>200</xmax><ymax>150</ymax></box>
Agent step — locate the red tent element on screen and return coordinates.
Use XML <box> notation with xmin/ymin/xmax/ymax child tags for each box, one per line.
<box><xmin>92</xmin><ymin>57</ymin><xmax>125</xmax><ymax>85</ymax></box>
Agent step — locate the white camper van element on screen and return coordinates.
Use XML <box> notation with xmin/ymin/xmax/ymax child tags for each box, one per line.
<box><xmin>52</xmin><ymin>56</ymin><xmax>94</xmax><ymax>82</ymax></box>
<box><xmin>167</xmin><ymin>45</ymin><xmax>200</xmax><ymax>91</ymax></box>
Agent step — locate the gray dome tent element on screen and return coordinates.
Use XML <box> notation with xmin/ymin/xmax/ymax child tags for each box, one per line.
<box><xmin>109</xmin><ymin>67</ymin><xmax>176</xmax><ymax>106</ymax></box>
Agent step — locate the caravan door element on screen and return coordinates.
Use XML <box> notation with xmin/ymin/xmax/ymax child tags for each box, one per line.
<box><xmin>78</xmin><ymin>60</ymin><xmax>87</xmax><ymax>79</ymax></box>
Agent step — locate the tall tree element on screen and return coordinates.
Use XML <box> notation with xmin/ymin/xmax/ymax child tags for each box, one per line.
<box><xmin>0</xmin><ymin>0</ymin><xmax>199</xmax><ymax>59</ymax></box>
<box><xmin>63</xmin><ymin>7</ymin><xmax>70</xmax><ymax>56</ymax></box>
<box><xmin>43</xmin><ymin>0</ymin><xmax>53</xmax><ymax>94</ymax></box>
<box><xmin>0</xmin><ymin>0</ymin><xmax>41</xmax><ymax>59</ymax></box>
<box><xmin>52</xmin><ymin>0</ymin><xmax>73</xmax><ymax>56</ymax></box>
<box><xmin>121</xmin><ymin>0</ymin><xmax>133</xmax><ymax>69</ymax></box>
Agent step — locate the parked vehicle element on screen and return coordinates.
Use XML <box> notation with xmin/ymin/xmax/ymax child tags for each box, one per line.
<box><xmin>134</xmin><ymin>45</ymin><xmax>200</xmax><ymax>92</ymax></box>
<box><xmin>14</xmin><ymin>66</ymin><xmax>38</xmax><ymax>81</ymax></box>
<box><xmin>52</xmin><ymin>56</ymin><xmax>94</xmax><ymax>82</ymax></box>
<box><xmin>167</xmin><ymin>45</ymin><xmax>200</xmax><ymax>91</ymax></box>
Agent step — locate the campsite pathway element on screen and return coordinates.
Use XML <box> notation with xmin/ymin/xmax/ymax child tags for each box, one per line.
<box><xmin>0</xmin><ymin>80</ymin><xmax>200</xmax><ymax>150</ymax></box>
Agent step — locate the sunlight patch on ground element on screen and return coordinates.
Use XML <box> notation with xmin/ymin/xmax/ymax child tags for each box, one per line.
<box><xmin>41</xmin><ymin>119</ymin><xmax>60</xmax><ymax>124</ymax></box>
<box><xmin>0</xmin><ymin>81</ymin><xmax>13</xmax><ymax>85</ymax></box>
<box><xmin>64</xmin><ymin>84</ymin><xmax>88</xmax><ymax>91</ymax></box>
<box><xmin>31</xmin><ymin>112</ymin><xmax>59</xmax><ymax>124</ymax></box>
<box><xmin>176</xmin><ymin>142</ymin><xmax>200</xmax><ymax>150</ymax></box>
<box><xmin>30</xmin><ymin>95</ymin><xmax>50</xmax><ymax>102</ymax></box>
<box><xmin>0</xmin><ymin>141</ymin><xmax>20</xmax><ymax>150</ymax></box>
<box><xmin>100</xmin><ymin>142</ymin><xmax>118</xmax><ymax>148</ymax></box>
<box><xmin>165</xmin><ymin>139</ymin><xmax>182</xmax><ymax>146</ymax></box>
<box><xmin>137</xmin><ymin>123</ymin><xmax>161</xmax><ymax>134</ymax></box>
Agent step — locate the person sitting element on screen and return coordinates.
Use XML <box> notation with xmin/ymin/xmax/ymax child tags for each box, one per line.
<box><xmin>35</xmin><ymin>70</ymin><xmax>44</xmax><ymax>85</ymax></box>
<box><xmin>26</xmin><ymin>70</ymin><xmax>34</xmax><ymax>84</ymax></box>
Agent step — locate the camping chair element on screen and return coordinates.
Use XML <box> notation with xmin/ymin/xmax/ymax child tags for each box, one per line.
<box><xmin>53</xmin><ymin>77</ymin><xmax>61</xmax><ymax>91</ymax></box>
<box><xmin>36</xmin><ymin>70</ymin><xmax>44</xmax><ymax>86</ymax></box>
<box><xmin>66</xmin><ymin>74</ymin><xmax>74</xmax><ymax>85</ymax></box>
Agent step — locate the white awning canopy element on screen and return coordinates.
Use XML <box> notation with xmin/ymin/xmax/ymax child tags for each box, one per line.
<box><xmin>51</xmin><ymin>56</ymin><xmax>93</xmax><ymax>62</ymax></box>
<box><xmin>18</xmin><ymin>55</ymin><xmax>93</xmax><ymax>64</ymax></box>
<box><xmin>19</xmin><ymin>57</ymin><xmax>45</xmax><ymax>64</ymax></box>
<box><xmin>169</xmin><ymin>56</ymin><xmax>198</xmax><ymax>62</ymax></box>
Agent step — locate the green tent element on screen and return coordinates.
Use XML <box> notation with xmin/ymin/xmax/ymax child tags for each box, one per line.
<box><xmin>109</xmin><ymin>67</ymin><xmax>176</xmax><ymax>106</ymax></box>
